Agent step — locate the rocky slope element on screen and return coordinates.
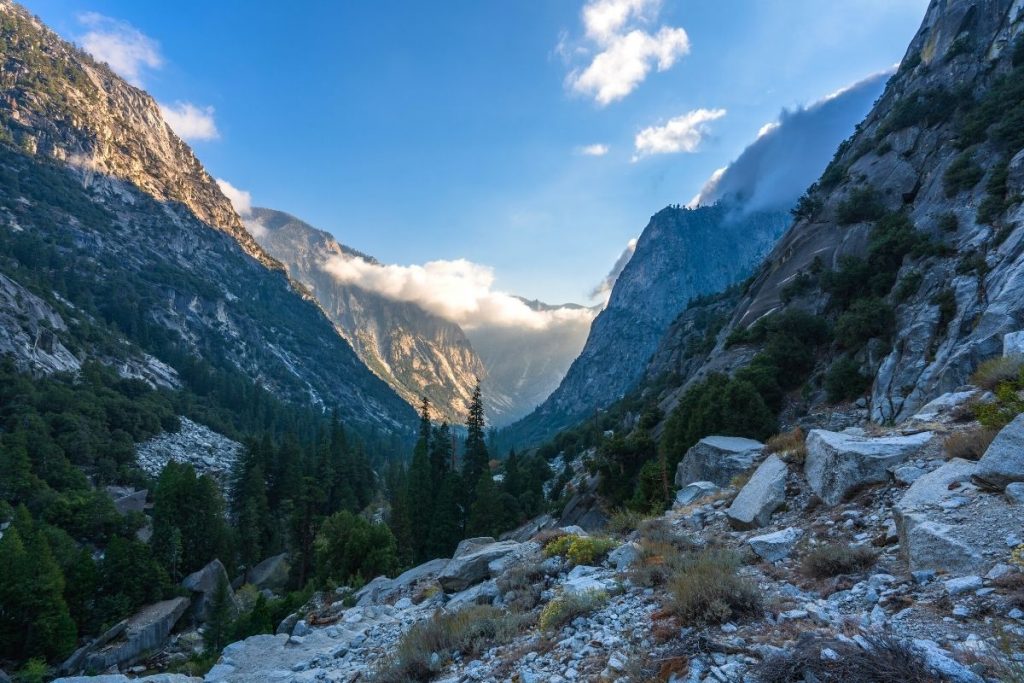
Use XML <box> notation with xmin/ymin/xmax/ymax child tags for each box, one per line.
<box><xmin>670</xmin><ymin>0</ymin><xmax>1024</xmax><ymax>424</ymax></box>
<box><xmin>248</xmin><ymin>207</ymin><xmax>486</xmax><ymax>424</ymax></box>
<box><xmin>74</xmin><ymin>386</ymin><xmax>1020</xmax><ymax>683</ymax></box>
<box><xmin>505</xmin><ymin>204</ymin><xmax>790</xmax><ymax>446</ymax></box>
<box><xmin>0</xmin><ymin>1</ymin><xmax>415</xmax><ymax>430</ymax></box>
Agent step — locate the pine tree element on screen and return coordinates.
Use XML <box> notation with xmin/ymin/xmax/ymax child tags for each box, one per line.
<box><xmin>466</xmin><ymin>473</ymin><xmax>501</xmax><ymax>537</ymax></box>
<box><xmin>462</xmin><ymin>381</ymin><xmax>489</xmax><ymax>488</ymax></box>
<box><xmin>428</xmin><ymin>422</ymin><xmax>452</xmax><ymax>488</ymax></box>
<box><xmin>424</xmin><ymin>471</ymin><xmax>464</xmax><ymax>559</ymax></box>
<box><xmin>204</xmin><ymin>572</ymin><xmax>234</xmax><ymax>655</ymax></box>
<box><xmin>405</xmin><ymin>433</ymin><xmax>434</xmax><ymax>562</ymax></box>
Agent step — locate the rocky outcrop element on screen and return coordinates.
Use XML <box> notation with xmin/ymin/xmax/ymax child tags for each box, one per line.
<box><xmin>436</xmin><ymin>540</ymin><xmax>524</xmax><ymax>593</ymax></box>
<box><xmin>82</xmin><ymin>597</ymin><xmax>190</xmax><ymax>672</ymax></box>
<box><xmin>726</xmin><ymin>455</ymin><xmax>788</xmax><ymax>529</ymax></box>
<box><xmin>245</xmin><ymin>553</ymin><xmax>290</xmax><ymax>593</ymax></box>
<box><xmin>973</xmin><ymin>413</ymin><xmax>1024</xmax><ymax>490</ymax></box>
<box><xmin>181</xmin><ymin>560</ymin><xmax>238</xmax><ymax>623</ymax></box>
<box><xmin>675</xmin><ymin>436</ymin><xmax>764</xmax><ymax>487</ymax></box>
<box><xmin>804</xmin><ymin>430</ymin><xmax>933</xmax><ymax>505</ymax></box>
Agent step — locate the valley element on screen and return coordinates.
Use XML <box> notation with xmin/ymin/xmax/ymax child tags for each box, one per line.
<box><xmin>0</xmin><ymin>0</ymin><xmax>1023</xmax><ymax>682</ymax></box>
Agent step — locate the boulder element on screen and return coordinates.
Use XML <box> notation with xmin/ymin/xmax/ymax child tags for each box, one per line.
<box><xmin>1006</xmin><ymin>482</ymin><xmax>1024</xmax><ymax>505</ymax></box>
<box><xmin>454</xmin><ymin>537</ymin><xmax>496</xmax><ymax>558</ymax></box>
<box><xmin>607</xmin><ymin>542</ymin><xmax>641</xmax><ymax>571</ymax></box>
<box><xmin>896</xmin><ymin>458</ymin><xmax>977</xmax><ymax>515</ymax></box>
<box><xmin>562</xmin><ymin>565</ymin><xmax>615</xmax><ymax>596</ymax></box>
<box><xmin>899</xmin><ymin>514</ymin><xmax>986</xmax><ymax>574</ymax></box>
<box><xmin>974</xmin><ymin>414</ymin><xmax>1024</xmax><ymax>490</ymax></box>
<box><xmin>726</xmin><ymin>455</ymin><xmax>787</xmax><ymax>529</ymax></box>
<box><xmin>245</xmin><ymin>553</ymin><xmax>290</xmax><ymax>592</ymax></box>
<box><xmin>104</xmin><ymin>487</ymin><xmax>148</xmax><ymax>515</ymax></box>
<box><xmin>437</xmin><ymin>541</ymin><xmax>522</xmax><ymax>593</ymax></box>
<box><xmin>181</xmin><ymin>559</ymin><xmax>239</xmax><ymax>622</ymax></box>
<box><xmin>1003</xmin><ymin>330</ymin><xmax>1024</xmax><ymax>357</ymax></box>
<box><xmin>674</xmin><ymin>436</ymin><xmax>764</xmax><ymax>487</ymax></box>
<box><xmin>446</xmin><ymin>580</ymin><xmax>499</xmax><ymax>610</ymax></box>
<box><xmin>908</xmin><ymin>390</ymin><xmax>977</xmax><ymax>423</ymax></box>
<box><xmin>82</xmin><ymin>597</ymin><xmax>190</xmax><ymax>672</ymax></box>
<box><xmin>747</xmin><ymin>527</ymin><xmax>803</xmax><ymax>562</ymax></box>
<box><xmin>674</xmin><ymin>481</ymin><xmax>719</xmax><ymax>507</ymax></box>
<box><xmin>804</xmin><ymin>430</ymin><xmax>933</xmax><ymax>506</ymax></box>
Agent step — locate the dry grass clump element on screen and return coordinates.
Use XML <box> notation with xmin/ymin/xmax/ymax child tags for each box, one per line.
<box><xmin>538</xmin><ymin>589</ymin><xmax>608</xmax><ymax>631</ymax></box>
<box><xmin>753</xmin><ymin>636</ymin><xmax>946</xmax><ymax>683</ymax></box>
<box><xmin>495</xmin><ymin>562</ymin><xmax>544</xmax><ymax>612</ymax></box>
<box><xmin>943</xmin><ymin>426</ymin><xmax>997</xmax><ymax>460</ymax></box>
<box><xmin>971</xmin><ymin>355</ymin><xmax>1024</xmax><ymax>390</ymax></box>
<box><xmin>765</xmin><ymin>427</ymin><xmax>807</xmax><ymax>463</ymax></box>
<box><xmin>372</xmin><ymin>606</ymin><xmax>530</xmax><ymax>682</ymax></box>
<box><xmin>605</xmin><ymin>508</ymin><xmax>650</xmax><ymax>536</ymax></box>
<box><xmin>800</xmin><ymin>544</ymin><xmax>877</xmax><ymax>579</ymax></box>
<box><xmin>543</xmin><ymin>534</ymin><xmax>618</xmax><ymax>566</ymax></box>
<box><xmin>629</xmin><ymin>519</ymin><xmax>698</xmax><ymax>587</ymax></box>
<box><xmin>668</xmin><ymin>549</ymin><xmax>761</xmax><ymax>625</ymax></box>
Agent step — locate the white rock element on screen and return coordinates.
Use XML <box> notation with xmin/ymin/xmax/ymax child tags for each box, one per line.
<box><xmin>747</xmin><ymin>527</ymin><xmax>803</xmax><ymax>562</ymax></box>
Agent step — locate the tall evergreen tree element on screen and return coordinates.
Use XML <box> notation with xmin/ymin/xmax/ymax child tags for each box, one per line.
<box><xmin>466</xmin><ymin>473</ymin><xmax>501</xmax><ymax>538</ymax></box>
<box><xmin>405</xmin><ymin>429</ymin><xmax>433</xmax><ymax>563</ymax></box>
<box><xmin>425</xmin><ymin>471</ymin><xmax>465</xmax><ymax>559</ymax></box>
<box><xmin>204</xmin><ymin>572</ymin><xmax>234</xmax><ymax>655</ymax></box>
<box><xmin>429</xmin><ymin>422</ymin><xmax>452</xmax><ymax>488</ymax></box>
<box><xmin>462</xmin><ymin>381</ymin><xmax>489</xmax><ymax>488</ymax></box>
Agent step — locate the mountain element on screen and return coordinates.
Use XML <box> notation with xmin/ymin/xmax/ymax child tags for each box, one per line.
<box><xmin>465</xmin><ymin>297</ymin><xmax>597</xmax><ymax>424</ymax></box>
<box><xmin>247</xmin><ymin>207</ymin><xmax>486</xmax><ymax>424</ymax></box>
<box><xmin>503</xmin><ymin>203</ymin><xmax>791</xmax><ymax>446</ymax></box>
<box><xmin>502</xmin><ymin>65</ymin><xmax>892</xmax><ymax>448</ymax></box>
<box><xmin>0</xmin><ymin>1</ymin><xmax>415</xmax><ymax>430</ymax></box>
<box><xmin>678</xmin><ymin>0</ymin><xmax>1024</xmax><ymax>423</ymax></box>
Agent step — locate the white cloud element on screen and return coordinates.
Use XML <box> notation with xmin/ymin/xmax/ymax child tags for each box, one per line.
<box><xmin>565</xmin><ymin>0</ymin><xmax>689</xmax><ymax>105</ymax></box>
<box><xmin>756</xmin><ymin>121</ymin><xmax>780</xmax><ymax>139</ymax></box>
<box><xmin>632</xmin><ymin>108</ymin><xmax>726</xmax><ymax>160</ymax></box>
<box><xmin>77</xmin><ymin>12</ymin><xmax>162</xmax><ymax>86</ymax></box>
<box><xmin>589</xmin><ymin>237</ymin><xmax>638</xmax><ymax>304</ymax></box>
<box><xmin>687</xmin><ymin>166</ymin><xmax>725</xmax><ymax>208</ymax></box>
<box><xmin>159</xmin><ymin>102</ymin><xmax>219</xmax><ymax>142</ymax></box>
<box><xmin>577</xmin><ymin>143</ymin><xmax>610</xmax><ymax>156</ymax></box>
<box><xmin>321</xmin><ymin>255</ymin><xmax>596</xmax><ymax>331</ymax></box>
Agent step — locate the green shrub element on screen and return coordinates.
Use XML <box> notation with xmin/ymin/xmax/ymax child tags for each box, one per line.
<box><xmin>879</xmin><ymin>87</ymin><xmax>960</xmax><ymax>137</ymax></box>
<box><xmin>894</xmin><ymin>271</ymin><xmax>923</xmax><ymax>302</ymax></box>
<box><xmin>975</xmin><ymin>382</ymin><xmax>1024</xmax><ymax>430</ymax></box>
<box><xmin>801</xmin><ymin>544</ymin><xmax>877</xmax><ymax>578</ymax></box>
<box><xmin>836</xmin><ymin>186</ymin><xmax>886</xmax><ymax>225</ymax></box>
<box><xmin>932</xmin><ymin>288</ymin><xmax>957</xmax><ymax>336</ymax></box>
<box><xmin>834</xmin><ymin>298</ymin><xmax>895</xmax><ymax>350</ymax></box>
<box><xmin>668</xmin><ymin>550</ymin><xmax>761</xmax><ymax>625</ymax></box>
<box><xmin>943</xmin><ymin>427</ymin><xmax>997</xmax><ymax>461</ymax></box>
<box><xmin>605</xmin><ymin>509</ymin><xmax>650</xmax><ymax>536</ymax></box>
<box><xmin>824</xmin><ymin>356</ymin><xmax>870</xmax><ymax>403</ymax></box>
<box><xmin>943</xmin><ymin>151</ymin><xmax>984</xmax><ymax>197</ymax></box>
<box><xmin>538</xmin><ymin>590</ymin><xmax>609</xmax><ymax>631</ymax></box>
<box><xmin>543</xmin><ymin>534</ymin><xmax>617</xmax><ymax>566</ymax></box>
<box><xmin>791</xmin><ymin>189</ymin><xmax>822</xmax><ymax>221</ymax></box>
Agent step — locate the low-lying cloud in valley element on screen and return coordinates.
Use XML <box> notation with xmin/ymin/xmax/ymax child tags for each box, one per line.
<box><xmin>321</xmin><ymin>255</ymin><xmax>597</xmax><ymax>332</ymax></box>
<box><xmin>691</xmin><ymin>70</ymin><xmax>892</xmax><ymax>210</ymax></box>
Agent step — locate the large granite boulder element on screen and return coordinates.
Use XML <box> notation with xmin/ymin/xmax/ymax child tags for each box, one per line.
<box><xmin>974</xmin><ymin>413</ymin><xmax>1024</xmax><ymax>490</ymax></box>
<box><xmin>437</xmin><ymin>541</ymin><xmax>522</xmax><ymax>593</ymax></box>
<box><xmin>804</xmin><ymin>430</ymin><xmax>933</xmax><ymax>505</ymax></box>
<box><xmin>182</xmin><ymin>559</ymin><xmax>239</xmax><ymax>622</ymax></box>
<box><xmin>675</xmin><ymin>436</ymin><xmax>764</xmax><ymax>487</ymax></box>
<box><xmin>82</xmin><ymin>597</ymin><xmax>190</xmax><ymax>672</ymax></box>
<box><xmin>354</xmin><ymin>557</ymin><xmax>449</xmax><ymax>606</ymax></box>
<box><xmin>1003</xmin><ymin>330</ymin><xmax>1024</xmax><ymax>356</ymax></box>
<box><xmin>726</xmin><ymin>455</ymin><xmax>788</xmax><ymax>529</ymax></box>
<box><xmin>748</xmin><ymin>527</ymin><xmax>803</xmax><ymax>562</ymax></box>
<box><xmin>245</xmin><ymin>553</ymin><xmax>290</xmax><ymax>592</ymax></box>
<box><xmin>674</xmin><ymin>481</ymin><xmax>719</xmax><ymax>507</ymax></box>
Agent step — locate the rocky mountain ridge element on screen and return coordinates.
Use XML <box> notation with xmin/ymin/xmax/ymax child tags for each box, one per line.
<box><xmin>505</xmin><ymin>203</ymin><xmax>791</xmax><ymax>446</ymax></box>
<box><xmin>0</xmin><ymin>0</ymin><xmax>415</xmax><ymax>429</ymax></box>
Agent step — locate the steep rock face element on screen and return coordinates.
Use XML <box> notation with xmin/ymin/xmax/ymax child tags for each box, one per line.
<box><xmin>712</xmin><ymin>0</ymin><xmax>1024</xmax><ymax>422</ymax></box>
<box><xmin>0</xmin><ymin>2</ymin><xmax>415</xmax><ymax>430</ymax></box>
<box><xmin>507</xmin><ymin>204</ymin><xmax>789</xmax><ymax>444</ymax></box>
<box><xmin>0</xmin><ymin>2</ymin><xmax>273</xmax><ymax>268</ymax></box>
<box><xmin>249</xmin><ymin>207</ymin><xmax>485</xmax><ymax>424</ymax></box>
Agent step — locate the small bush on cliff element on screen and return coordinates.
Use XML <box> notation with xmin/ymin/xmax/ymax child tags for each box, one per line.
<box><xmin>943</xmin><ymin>427</ymin><xmax>997</xmax><ymax>461</ymax></box>
<box><xmin>538</xmin><ymin>590</ymin><xmax>609</xmax><ymax>631</ymax></box>
<box><xmin>824</xmin><ymin>356</ymin><xmax>871</xmax><ymax>403</ymax></box>
<box><xmin>970</xmin><ymin>355</ymin><xmax>1024</xmax><ymax>391</ymax></box>
<box><xmin>754</xmin><ymin>635</ymin><xmax>944</xmax><ymax>683</ymax></box>
<box><xmin>543</xmin><ymin>534</ymin><xmax>617</xmax><ymax>566</ymax></box>
<box><xmin>836</xmin><ymin>186</ymin><xmax>886</xmax><ymax>225</ymax></box>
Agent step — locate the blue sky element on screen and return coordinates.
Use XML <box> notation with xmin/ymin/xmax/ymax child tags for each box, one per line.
<box><xmin>26</xmin><ymin>0</ymin><xmax>928</xmax><ymax>305</ymax></box>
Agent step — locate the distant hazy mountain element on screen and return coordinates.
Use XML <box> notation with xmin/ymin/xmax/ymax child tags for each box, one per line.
<box><xmin>248</xmin><ymin>209</ymin><xmax>593</xmax><ymax>426</ymax></box>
